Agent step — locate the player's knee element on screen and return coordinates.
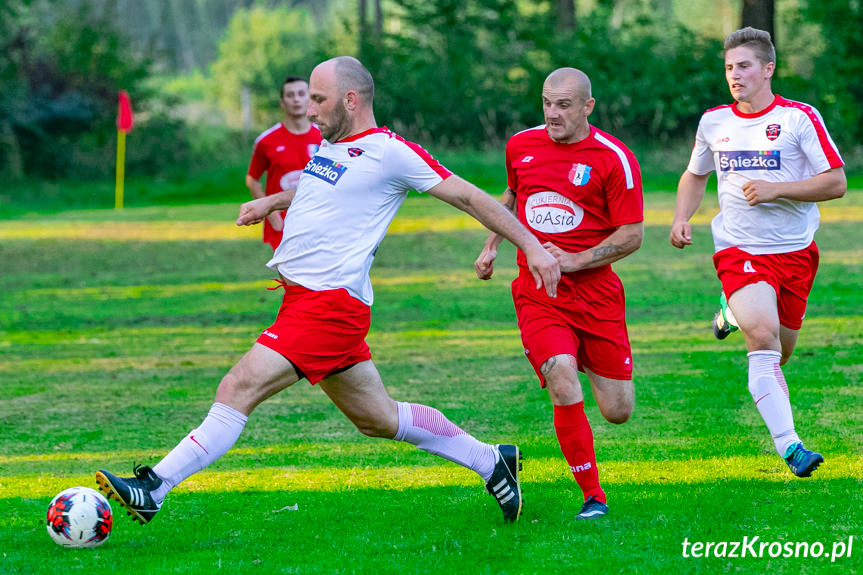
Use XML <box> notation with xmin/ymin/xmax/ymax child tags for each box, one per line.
<box><xmin>215</xmin><ymin>369</ymin><xmax>266</xmax><ymax>412</ymax></box>
<box><xmin>547</xmin><ymin>379</ymin><xmax>582</xmax><ymax>405</ymax></box>
<box><xmin>353</xmin><ymin>416</ymin><xmax>395</xmax><ymax>439</ymax></box>
<box><xmin>600</xmin><ymin>402</ymin><xmax>632</xmax><ymax>424</ymax></box>
<box><xmin>745</xmin><ymin>324</ymin><xmax>780</xmax><ymax>349</ymax></box>
<box><xmin>217</xmin><ymin>371</ymin><xmax>247</xmax><ymax>398</ymax></box>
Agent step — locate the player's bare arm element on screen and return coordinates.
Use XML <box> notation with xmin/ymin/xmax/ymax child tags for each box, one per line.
<box><xmin>474</xmin><ymin>187</ymin><xmax>517</xmax><ymax>281</ymax></box>
<box><xmin>245</xmin><ymin>174</ymin><xmax>285</xmax><ymax>231</ymax></box>
<box><xmin>741</xmin><ymin>167</ymin><xmax>846</xmax><ymax>206</ymax></box>
<box><xmin>670</xmin><ymin>170</ymin><xmax>710</xmax><ymax>249</ymax></box>
<box><xmin>542</xmin><ymin>222</ymin><xmax>643</xmax><ymax>273</ymax></box>
<box><xmin>429</xmin><ymin>176</ymin><xmax>560</xmax><ymax>297</ymax></box>
<box><xmin>236</xmin><ymin>188</ymin><xmax>297</xmax><ymax>227</ymax></box>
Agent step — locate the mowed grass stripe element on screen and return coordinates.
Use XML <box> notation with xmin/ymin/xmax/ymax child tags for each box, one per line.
<box><xmin>5</xmin><ymin>454</ymin><xmax>862</xmax><ymax>499</ymax></box>
<box><xmin>3</xmin><ymin>201</ymin><xmax>863</xmax><ymax>240</ymax></box>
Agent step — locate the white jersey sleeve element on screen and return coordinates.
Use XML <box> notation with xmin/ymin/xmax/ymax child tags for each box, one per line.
<box><xmin>384</xmin><ymin>135</ymin><xmax>451</xmax><ymax>194</ymax></box>
<box><xmin>687</xmin><ymin>118</ymin><xmax>718</xmax><ymax>176</ymax></box>
<box><xmin>792</xmin><ymin>104</ymin><xmax>840</xmax><ymax>176</ymax></box>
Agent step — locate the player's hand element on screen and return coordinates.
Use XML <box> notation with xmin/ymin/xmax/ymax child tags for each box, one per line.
<box><xmin>526</xmin><ymin>244</ymin><xmax>560</xmax><ymax>298</ymax></box>
<box><xmin>267</xmin><ymin>212</ymin><xmax>284</xmax><ymax>232</ymax></box>
<box><xmin>669</xmin><ymin>221</ymin><xmax>692</xmax><ymax>249</ymax></box>
<box><xmin>741</xmin><ymin>180</ymin><xmax>781</xmax><ymax>205</ymax></box>
<box><xmin>474</xmin><ymin>246</ymin><xmax>497</xmax><ymax>280</ymax></box>
<box><xmin>541</xmin><ymin>242</ymin><xmax>579</xmax><ymax>274</ymax></box>
<box><xmin>236</xmin><ymin>197</ymin><xmax>270</xmax><ymax>226</ymax></box>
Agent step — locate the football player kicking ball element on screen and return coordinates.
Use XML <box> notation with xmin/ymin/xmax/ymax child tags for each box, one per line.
<box><xmin>96</xmin><ymin>56</ymin><xmax>561</xmax><ymax>526</ymax></box>
<box><xmin>476</xmin><ymin>68</ymin><xmax>643</xmax><ymax>520</ymax></box>
<box><xmin>670</xmin><ymin>27</ymin><xmax>846</xmax><ymax>477</ymax></box>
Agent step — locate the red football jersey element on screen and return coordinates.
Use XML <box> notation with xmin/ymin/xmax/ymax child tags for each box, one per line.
<box><xmin>506</xmin><ymin>125</ymin><xmax>644</xmax><ymax>273</ymax></box>
<box><xmin>248</xmin><ymin>123</ymin><xmax>322</xmax><ymax>246</ymax></box>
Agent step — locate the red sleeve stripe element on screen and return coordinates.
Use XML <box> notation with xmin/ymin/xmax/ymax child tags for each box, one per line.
<box><xmin>390</xmin><ymin>131</ymin><xmax>453</xmax><ymax>179</ymax></box>
<box><xmin>704</xmin><ymin>103</ymin><xmax>734</xmax><ymax>115</ymax></box>
<box><xmin>778</xmin><ymin>97</ymin><xmax>844</xmax><ymax>169</ymax></box>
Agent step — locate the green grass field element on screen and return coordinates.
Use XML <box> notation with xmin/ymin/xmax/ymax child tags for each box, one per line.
<box><xmin>1</xmin><ymin>189</ymin><xmax>861</xmax><ymax>574</ymax></box>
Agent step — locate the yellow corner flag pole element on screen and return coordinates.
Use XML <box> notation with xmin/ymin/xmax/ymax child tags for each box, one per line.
<box><xmin>115</xmin><ymin>129</ymin><xmax>126</xmax><ymax>210</ymax></box>
<box><xmin>115</xmin><ymin>90</ymin><xmax>134</xmax><ymax>210</ymax></box>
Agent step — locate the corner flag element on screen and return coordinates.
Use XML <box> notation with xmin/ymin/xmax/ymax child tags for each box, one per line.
<box><xmin>115</xmin><ymin>91</ymin><xmax>134</xmax><ymax>209</ymax></box>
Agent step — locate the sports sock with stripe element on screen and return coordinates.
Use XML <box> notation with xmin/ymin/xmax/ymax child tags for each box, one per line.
<box><xmin>747</xmin><ymin>350</ymin><xmax>800</xmax><ymax>456</ymax></box>
<box><xmin>554</xmin><ymin>401</ymin><xmax>605</xmax><ymax>503</ymax></box>
<box><xmin>393</xmin><ymin>401</ymin><xmax>496</xmax><ymax>481</ymax></box>
<box><xmin>150</xmin><ymin>402</ymin><xmax>248</xmax><ymax>504</ymax></box>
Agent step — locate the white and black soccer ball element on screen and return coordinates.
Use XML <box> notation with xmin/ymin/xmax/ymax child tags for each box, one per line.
<box><xmin>46</xmin><ymin>486</ymin><xmax>113</xmax><ymax>548</ymax></box>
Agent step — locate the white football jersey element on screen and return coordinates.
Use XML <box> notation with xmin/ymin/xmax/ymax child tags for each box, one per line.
<box><xmin>687</xmin><ymin>95</ymin><xmax>843</xmax><ymax>254</ymax></box>
<box><xmin>266</xmin><ymin>127</ymin><xmax>450</xmax><ymax>305</ymax></box>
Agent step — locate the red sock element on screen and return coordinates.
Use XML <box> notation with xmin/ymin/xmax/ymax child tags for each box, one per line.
<box><xmin>554</xmin><ymin>402</ymin><xmax>605</xmax><ymax>503</ymax></box>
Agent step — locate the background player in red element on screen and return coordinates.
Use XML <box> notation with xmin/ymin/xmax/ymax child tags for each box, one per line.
<box><xmin>246</xmin><ymin>75</ymin><xmax>322</xmax><ymax>250</ymax></box>
<box><xmin>670</xmin><ymin>27</ymin><xmax>846</xmax><ymax>478</ymax></box>
<box><xmin>475</xmin><ymin>67</ymin><xmax>643</xmax><ymax>520</ymax></box>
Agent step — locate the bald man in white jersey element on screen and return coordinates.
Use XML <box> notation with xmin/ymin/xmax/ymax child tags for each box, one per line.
<box><xmin>670</xmin><ymin>27</ymin><xmax>846</xmax><ymax>478</ymax></box>
<box><xmin>96</xmin><ymin>56</ymin><xmax>561</xmax><ymax>526</ymax></box>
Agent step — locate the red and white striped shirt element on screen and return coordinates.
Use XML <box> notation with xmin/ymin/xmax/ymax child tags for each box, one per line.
<box><xmin>687</xmin><ymin>95</ymin><xmax>844</xmax><ymax>254</ymax></box>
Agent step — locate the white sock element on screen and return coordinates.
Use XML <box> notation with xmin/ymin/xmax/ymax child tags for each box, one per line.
<box><xmin>747</xmin><ymin>350</ymin><xmax>800</xmax><ymax>457</ymax></box>
<box><xmin>151</xmin><ymin>402</ymin><xmax>248</xmax><ymax>503</ymax></box>
<box><xmin>393</xmin><ymin>401</ymin><xmax>496</xmax><ymax>481</ymax></box>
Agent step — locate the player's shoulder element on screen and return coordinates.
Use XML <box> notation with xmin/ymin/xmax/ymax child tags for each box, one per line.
<box><xmin>590</xmin><ymin>127</ymin><xmax>640</xmax><ymax>168</ymax></box>
<box><xmin>253</xmin><ymin>123</ymin><xmax>284</xmax><ymax>147</ymax></box>
<box><xmin>699</xmin><ymin>103</ymin><xmax>736</xmax><ymax>122</ymax></box>
<box><xmin>508</xmin><ymin>125</ymin><xmax>547</xmax><ymax>143</ymax></box>
<box><xmin>773</xmin><ymin>95</ymin><xmax>825</xmax><ymax>125</ymax></box>
<box><xmin>591</xmin><ymin>127</ymin><xmax>634</xmax><ymax>153</ymax></box>
<box><xmin>376</xmin><ymin>127</ymin><xmax>438</xmax><ymax>158</ymax></box>
<box><xmin>506</xmin><ymin>125</ymin><xmax>549</xmax><ymax>153</ymax></box>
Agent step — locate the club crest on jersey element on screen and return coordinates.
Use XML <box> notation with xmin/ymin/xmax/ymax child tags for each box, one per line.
<box><xmin>718</xmin><ymin>150</ymin><xmax>780</xmax><ymax>171</ymax></box>
<box><xmin>348</xmin><ymin>147</ymin><xmax>364</xmax><ymax>157</ymax></box>
<box><xmin>304</xmin><ymin>156</ymin><xmax>347</xmax><ymax>184</ymax></box>
<box><xmin>308</xmin><ymin>144</ymin><xmax>320</xmax><ymax>157</ymax></box>
<box><xmin>525</xmin><ymin>191</ymin><xmax>584</xmax><ymax>233</ymax></box>
<box><xmin>568</xmin><ymin>163</ymin><xmax>592</xmax><ymax>186</ymax></box>
<box><xmin>765</xmin><ymin>124</ymin><xmax>781</xmax><ymax>141</ymax></box>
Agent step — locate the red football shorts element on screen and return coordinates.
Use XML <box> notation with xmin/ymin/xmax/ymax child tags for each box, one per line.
<box><xmin>712</xmin><ymin>243</ymin><xmax>819</xmax><ymax>331</ymax></box>
<box><xmin>262</xmin><ymin>210</ymin><xmax>287</xmax><ymax>250</ymax></box>
<box><xmin>511</xmin><ymin>268</ymin><xmax>633</xmax><ymax>386</ymax></box>
<box><xmin>256</xmin><ymin>283</ymin><xmax>372</xmax><ymax>384</ymax></box>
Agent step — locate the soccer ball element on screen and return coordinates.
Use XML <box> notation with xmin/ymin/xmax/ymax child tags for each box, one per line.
<box><xmin>46</xmin><ymin>486</ymin><xmax>113</xmax><ymax>548</ymax></box>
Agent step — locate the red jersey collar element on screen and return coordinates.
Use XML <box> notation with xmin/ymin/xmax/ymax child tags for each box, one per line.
<box><xmin>731</xmin><ymin>94</ymin><xmax>780</xmax><ymax>119</ymax></box>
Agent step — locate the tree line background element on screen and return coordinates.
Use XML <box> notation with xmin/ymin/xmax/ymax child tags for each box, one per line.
<box><xmin>1</xmin><ymin>0</ymin><xmax>861</xmax><ymax>183</ymax></box>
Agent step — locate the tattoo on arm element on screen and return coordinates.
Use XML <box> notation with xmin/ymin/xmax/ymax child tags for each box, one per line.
<box><xmin>502</xmin><ymin>189</ymin><xmax>517</xmax><ymax>214</ymax></box>
<box><xmin>591</xmin><ymin>243</ymin><xmax>623</xmax><ymax>262</ymax></box>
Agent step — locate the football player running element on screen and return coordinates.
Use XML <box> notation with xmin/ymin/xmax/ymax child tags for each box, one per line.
<box><xmin>670</xmin><ymin>27</ymin><xmax>846</xmax><ymax>478</ymax></box>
